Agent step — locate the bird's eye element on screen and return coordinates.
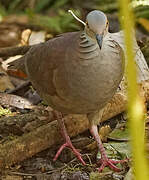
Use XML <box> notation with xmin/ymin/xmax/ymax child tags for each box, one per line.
<box><xmin>86</xmin><ymin>21</ymin><xmax>89</xmax><ymax>27</ymax></box>
<box><xmin>106</xmin><ymin>21</ymin><xmax>109</xmax><ymax>27</ymax></box>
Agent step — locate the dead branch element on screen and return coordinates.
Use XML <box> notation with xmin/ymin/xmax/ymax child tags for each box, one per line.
<box><xmin>0</xmin><ymin>45</ymin><xmax>31</xmax><ymax>58</ymax></box>
<box><xmin>0</xmin><ymin>107</ymin><xmax>54</xmax><ymax>137</ymax></box>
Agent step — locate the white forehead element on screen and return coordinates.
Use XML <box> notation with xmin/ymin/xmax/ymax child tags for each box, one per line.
<box><xmin>86</xmin><ymin>10</ymin><xmax>107</xmax><ymax>29</ymax></box>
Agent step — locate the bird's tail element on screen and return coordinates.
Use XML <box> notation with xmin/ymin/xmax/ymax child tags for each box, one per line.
<box><xmin>8</xmin><ymin>55</ymin><xmax>27</xmax><ymax>79</ymax></box>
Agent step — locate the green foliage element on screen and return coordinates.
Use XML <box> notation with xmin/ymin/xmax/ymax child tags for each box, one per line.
<box><xmin>8</xmin><ymin>0</ymin><xmax>22</xmax><ymax>12</ymax></box>
<box><xmin>0</xmin><ymin>3</ymin><xmax>6</xmax><ymax>22</ymax></box>
<box><xmin>94</xmin><ymin>0</ymin><xmax>118</xmax><ymax>13</ymax></box>
<box><xmin>0</xmin><ymin>0</ymin><xmax>71</xmax><ymax>14</ymax></box>
<box><xmin>34</xmin><ymin>0</ymin><xmax>69</xmax><ymax>13</ymax></box>
<box><xmin>34</xmin><ymin>0</ymin><xmax>52</xmax><ymax>13</ymax></box>
<box><xmin>0</xmin><ymin>3</ymin><xmax>7</xmax><ymax>17</ymax></box>
<box><xmin>0</xmin><ymin>106</ymin><xmax>12</xmax><ymax>117</ymax></box>
<box><xmin>134</xmin><ymin>5</ymin><xmax>149</xmax><ymax>18</ymax></box>
<box><xmin>27</xmin><ymin>9</ymin><xmax>81</xmax><ymax>33</ymax></box>
<box><xmin>50</xmin><ymin>0</ymin><xmax>69</xmax><ymax>9</ymax></box>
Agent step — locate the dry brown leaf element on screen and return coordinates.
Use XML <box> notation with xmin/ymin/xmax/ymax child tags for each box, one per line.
<box><xmin>0</xmin><ymin>93</ymin><xmax>34</xmax><ymax>109</ymax></box>
<box><xmin>29</xmin><ymin>31</ymin><xmax>46</xmax><ymax>45</ymax></box>
<box><xmin>99</xmin><ymin>125</ymin><xmax>112</xmax><ymax>142</ymax></box>
<box><xmin>86</xmin><ymin>141</ymin><xmax>97</xmax><ymax>151</ymax></box>
<box><xmin>0</xmin><ymin>62</ymin><xmax>14</xmax><ymax>92</ymax></box>
<box><xmin>21</xmin><ymin>29</ymin><xmax>32</xmax><ymax>46</ymax></box>
<box><xmin>138</xmin><ymin>18</ymin><xmax>149</xmax><ymax>32</ymax></box>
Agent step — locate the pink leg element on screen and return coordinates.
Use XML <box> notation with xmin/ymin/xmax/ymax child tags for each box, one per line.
<box><xmin>90</xmin><ymin>125</ymin><xmax>128</xmax><ymax>172</ymax></box>
<box><xmin>53</xmin><ymin>111</ymin><xmax>86</xmax><ymax>165</ymax></box>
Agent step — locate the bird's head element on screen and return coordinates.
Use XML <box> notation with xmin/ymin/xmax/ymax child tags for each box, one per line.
<box><xmin>85</xmin><ymin>10</ymin><xmax>109</xmax><ymax>49</ymax></box>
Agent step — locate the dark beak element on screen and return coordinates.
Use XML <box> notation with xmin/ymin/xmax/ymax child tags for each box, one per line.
<box><xmin>96</xmin><ymin>34</ymin><xmax>103</xmax><ymax>49</ymax></box>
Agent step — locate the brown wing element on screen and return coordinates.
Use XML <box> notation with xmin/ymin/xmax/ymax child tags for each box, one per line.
<box><xmin>25</xmin><ymin>31</ymin><xmax>80</xmax><ymax>96</ymax></box>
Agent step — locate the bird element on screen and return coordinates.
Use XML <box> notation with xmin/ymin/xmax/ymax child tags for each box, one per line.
<box><xmin>9</xmin><ymin>10</ymin><xmax>126</xmax><ymax>172</ymax></box>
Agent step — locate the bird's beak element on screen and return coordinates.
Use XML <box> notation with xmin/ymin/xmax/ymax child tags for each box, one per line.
<box><xmin>96</xmin><ymin>34</ymin><xmax>103</xmax><ymax>49</ymax></box>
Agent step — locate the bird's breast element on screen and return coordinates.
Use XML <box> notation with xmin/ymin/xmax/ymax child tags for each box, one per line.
<box><xmin>52</xmin><ymin>37</ymin><xmax>124</xmax><ymax>113</ymax></box>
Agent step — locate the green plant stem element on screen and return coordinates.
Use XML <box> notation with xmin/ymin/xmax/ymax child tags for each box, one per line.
<box><xmin>119</xmin><ymin>0</ymin><xmax>149</xmax><ymax>179</ymax></box>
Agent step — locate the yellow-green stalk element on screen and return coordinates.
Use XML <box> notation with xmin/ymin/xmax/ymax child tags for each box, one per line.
<box><xmin>119</xmin><ymin>0</ymin><xmax>149</xmax><ymax>179</ymax></box>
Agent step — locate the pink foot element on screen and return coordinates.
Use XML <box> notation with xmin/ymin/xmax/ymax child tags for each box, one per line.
<box><xmin>53</xmin><ymin>111</ymin><xmax>86</xmax><ymax>165</ymax></box>
<box><xmin>97</xmin><ymin>157</ymin><xmax>128</xmax><ymax>172</ymax></box>
<box><xmin>90</xmin><ymin>124</ymin><xmax>128</xmax><ymax>172</ymax></box>
<box><xmin>53</xmin><ymin>140</ymin><xmax>86</xmax><ymax>165</ymax></box>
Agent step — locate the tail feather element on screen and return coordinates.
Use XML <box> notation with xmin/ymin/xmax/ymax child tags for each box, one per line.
<box><xmin>7</xmin><ymin>56</ymin><xmax>27</xmax><ymax>79</ymax></box>
<box><xmin>8</xmin><ymin>56</ymin><xmax>26</xmax><ymax>73</ymax></box>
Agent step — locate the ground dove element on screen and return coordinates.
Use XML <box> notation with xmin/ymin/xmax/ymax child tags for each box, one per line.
<box><xmin>13</xmin><ymin>10</ymin><xmax>126</xmax><ymax>172</ymax></box>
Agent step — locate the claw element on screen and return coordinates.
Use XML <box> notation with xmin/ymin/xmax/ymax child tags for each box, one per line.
<box><xmin>53</xmin><ymin>141</ymin><xmax>86</xmax><ymax>165</ymax></box>
<box><xmin>97</xmin><ymin>158</ymin><xmax>128</xmax><ymax>172</ymax></box>
<box><xmin>90</xmin><ymin>124</ymin><xmax>128</xmax><ymax>172</ymax></box>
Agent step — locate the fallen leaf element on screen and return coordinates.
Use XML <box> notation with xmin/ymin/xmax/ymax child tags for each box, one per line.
<box><xmin>21</xmin><ymin>29</ymin><xmax>32</xmax><ymax>46</ymax></box>
<box><xmin>138</xmin><ymin>18</ymin><xmax>149</xmax><ymax>32</ymax></box>
<box><xmin>108</xmin><ymin>123</ymin><xmax>129</xmax><ymax>141</ymax></box>
<box><xmin>99</xmin><ymin>125</ymin><xmax>112</xmax><ymax>142</ymax></box>
<box><xmin>0</xmin><ymin>93</ymin><xmax>34</xmax><ymax>109</ymax></box>
<box><xmin>29</xmin><ymin>31</ymin><xmax>46</xmax><ymax>45</ymax></box>
<box><xmin>0</xmin><ymin>63</ymin><xmax>14</xmax><ymax>92</ymax></box>
<box><xmin>97</xmin><ymin>142</ymin><xmax>131</xmax><ymax>161</ymax></box>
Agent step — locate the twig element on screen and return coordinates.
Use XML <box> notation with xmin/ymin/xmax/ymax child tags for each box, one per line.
<box><xmin>107</xmin><ymin>136</ymin><xmax>129</xmax><ymax>142</ymax></box>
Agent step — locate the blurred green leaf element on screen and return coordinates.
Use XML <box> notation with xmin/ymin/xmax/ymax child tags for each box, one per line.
<box><xmin>34</xmin><ymin>0</ymin><xmax>69</xmax><ymax>13</ymax></box>
<box><xmin>25</xmin><ymin>8</ymin><xmax>35</xmax><ymax>18</ymax></box>
<box><xmin>37</xmin><ymin>15</ymin><xmax>62</xmax><ymax>33</ymax></box>
<box><xmin>134</xmin><ymin>5</ymin><xmax>149</xmax><ymax>18</ymax></box>
<box><xmin>97</xmin><ymin>142</ymin><xmax>130</xmax><ymax>161</ymax></box>
<box><xmin>0</xmin><ymin>3</ymin><xmax>7</xmax><ymax>17</ymax></box>
<box><xmin>28</xmin><ymin>9</ymin><xmax>81</xmax><ymax>34</ymax></box>
<box><xmin>94</xmin><ymin>0</ymin><xmax>118</xmax><ymax>12</ymax></box>
<box><xmin>51</xmin><ymin>0</ymin><xmax>69</xmax><ymax>9</ymax></box>
<box><xmin>8</xmin><ymin>0</ymin><xmax>22</xmax><ymax>12</ymax></box>
<box><xmin>137</xmin><ymin>17</ymin><xmax>149</xmax><ymax>32</ymax></box>
<box><xmin>108</xmin><ymin>125</ymin><xmax>129</xmax><ymax>140</ymax></box>
<box><xmin>35</xmin><ymin>0</ymin><xmax>52</xmax><ymax>13</ymax></box>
